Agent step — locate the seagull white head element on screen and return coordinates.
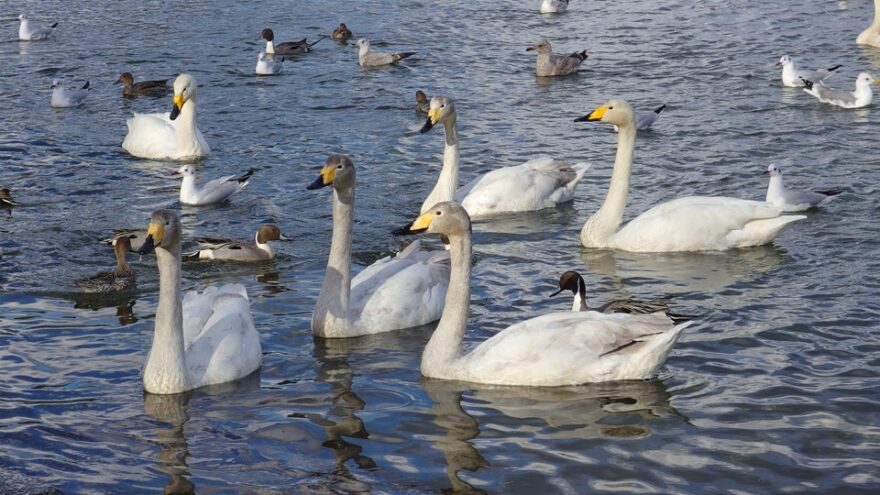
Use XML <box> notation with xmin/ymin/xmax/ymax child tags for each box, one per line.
<box><xmin>527</xmin><ymin>38</ymin><xmax>552</xmax><ymax>54</ymax></box>
<box><xmin>764</xmin><ymin>164</ymin><xmax>782</xmax><ymax>177</ymax></box>
<box><xmin>856</xmin><ymin>72</ymin><xmax>879</xmax><ymax>88</ymax></box>
<box><xmin>18</xmin><ymin>13</ymin><xmax>27</xmax><ymax>21</ymax></box>
<box><xmin>775</xmin><ymin>55</ymin><xmax>792</xmax><ymax>67</ymax></box>
<box><xmin>51</xmin><ymin>79</ymin><xmax>62</xmax><ymax>89</ymax></box>
<box><xmin>172</xmin><ymin>165</ymin><xmax>196</xmax><ymax>178</ymax></box>
<box><xmin>355</xmin><ymin>38</ymin><xmax>369</xmax><ymax>49</ymax></box>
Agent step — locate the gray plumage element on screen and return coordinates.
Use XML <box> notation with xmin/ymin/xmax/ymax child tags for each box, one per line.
<box><xmin>100</xmin><ymin>229</ymin><xmax>149</xmax><ymax>252</ymax></box>
<box><xmin>261</xmin><ymin>28</ymin><xmax>324</xmax><ymax>55</ymax></box>
<box><xmin>184</xmin><ymin>224</ymin><xmax>288</xmax><ymax>262</ymax></box>
<box><xmin>764</xmin><ymin>164</ymin><xmax>842</xmax><ymax>212</ymax></box>
<box><xmin>356</xmin><ymin>38</ymin><xmax>415</xmax><ymax>67</ymax></box>
<box><xmin>801</xmin><ymin>72</ymin><xmax>875</xmax><ymax>109</ymax></box>
<box><xmin>615</xmin><ymin>104</ymin><xmax>666</xmax><ymax>132</ymax></box>
<box><xmin>527</xmin><ymin>38</ymin><xmax>588</xmax><ymax>76</ymax></box>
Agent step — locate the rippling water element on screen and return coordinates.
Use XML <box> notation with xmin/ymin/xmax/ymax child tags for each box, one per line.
<box><xmin>2</xmin><ymin>0</ymin><xmax>880</xmax><ymax>493</ymax></box>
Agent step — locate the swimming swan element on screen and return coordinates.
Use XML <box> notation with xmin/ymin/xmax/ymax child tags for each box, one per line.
<box><xmin>575</xmin><ymin>99</ymin><xmax>805</xmax><ymax>252</ymax></box>
<box><xmin>394</xmin><ymin>201</ymin><xmax>692</xmax><ymax>385</ymax></box>
<box><xmin>137</xmin><ymin>209</ymin><xmax>261</xmax><ymax>394</ymax></box>
<box><xmin>122</xmin><ymin>74</ymin><xmax>211</xmax><ymax>161</ymax></box>
<box><xmin>420</xmin><ymin>96</ymin><xmax>589</xmax><ymax>216</ymax></box>
<box><xmin>306</xmin><ymin>154</ymin><xmax>450</xmax><ymax>338</ymax></box>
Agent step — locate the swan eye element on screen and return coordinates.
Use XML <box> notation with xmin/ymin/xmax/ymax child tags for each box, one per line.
<box><xmin>608</xmin><ymin>106</ymin><xmax>614</xmax><ymax>110</ymax></box>
<box><xmin>336</xmin><ymin>165</ymin><xmax>343</xmax><ymax>170</ymax></box>
<box><xmin>165</xmin><ymin>221</ymin><xmax>170</xmax><ymax>226</ymax></box>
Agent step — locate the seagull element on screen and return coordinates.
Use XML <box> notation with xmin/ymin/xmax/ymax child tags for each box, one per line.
<box><xmin>172</xmin><ymin>165</ymin><xmax>254</xmax><ymax>206</ymax></box>
<box><xmin>540</xmin><ymin>0</ymin><xmax>569</xmax><ymax>14</ymax></box>
<box><xmin>776</xmin><ymin>55</ymin><xmax>841</xmax><ymax>88</ymax></box>
<box><xmin>18</xmin><ymin>14</ymin><xmax>57</xmax><ymax>41</ymax></box>
<box><xmin>255</xmin><ymin>51</ymin><xmax>284</xmax><ymax>75</ymax></box>
<box><xmin>527</xmin><ymin>38</ymin><xmax>588</xmax><ymax>77</ymax></box>
<box><xmin>614</xmin><ymin>104</ymin><xmax>666</xmax><ymax>132</ymax></box>
<box><xmin>356</xmin><ymin>38</ymin><xmax>415</xmax><ymax>67</ymax></box>
<box><xmin>763</xmin><ymin>164</ymin><xmax>842</xmax><ymax>212</ymax></box>
<box><xmin>801</xmin><ymin>72</ymin><xmax>878</xmax><ymax>109</ymax></box>
<box><xmin>51</xmin><ymin>79</ymin><xmax>90</xmax><ymax>107</ymax></box>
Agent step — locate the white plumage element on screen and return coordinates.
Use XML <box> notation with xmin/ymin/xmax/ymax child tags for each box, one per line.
<box><xmin>50</xmin><ymin>79</ymin><xmax>89</xmax><ymax>108</ymax></box>
<box><xmin>18</xmin><ymin>14</ymin><xmax>57</xmax><ymax>41</ymax></box>
<box><xmin>540</xmin><ymin>0</ymin><xmax>569</xmax><ymax>14</ymax></box>
<box><xmin>173</xmin><ymin>164</ymin><xmax>252</xmax><ymax>206</ymax></box>
<box><xmin>255</xmin><ymin>51</ymin><xmax>284</xmax><ymax>75</ymax></box>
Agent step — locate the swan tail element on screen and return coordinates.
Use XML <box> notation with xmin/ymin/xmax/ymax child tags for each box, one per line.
<box><xmin>729</xmin><ymin>214</ymin><xmax>806</xmax><ymax>247</ymax></box>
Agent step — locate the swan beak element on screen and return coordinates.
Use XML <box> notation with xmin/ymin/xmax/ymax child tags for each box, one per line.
<box><xmin>392</xmin><ymin>211</ymin><xmax>433</xmax><ymax>235</ymax></box>
<box><xmin>574</xmin><ymin>106</ymin><xmax>607</xmax><ymax>122</ymax></box>
<box><xmin>420</xmin><ymin>108</ymin><xmax>441</xmax><ymax>133</ymax></box>
<box><xmin>306</xmin><ymin>166</ymin><xmax>335</xmax><ymax>190</ymax></box>
<box><xmin>138</xmin><ymin>223</ymin><xmax>164</xmax><ymax>254</ymax></box>
<box><xmin>170</xmin><ymin>93</ymin><xmax>185</xmax><ymax>120</ymax></box>
<box><xmin>548</xmin><ymin>288</ymin><xmax>564</xmax><ymax>297</ymax></box>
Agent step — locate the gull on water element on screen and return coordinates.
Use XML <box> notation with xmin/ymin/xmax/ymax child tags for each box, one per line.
<box><xmin>255</xmin><ymin>51</ymin><xmax>284</xmax><ymax>75</ymax></box>
<box><xmin>801</xmin><ymin>72</ymin><xmax>878</xmax><ymax>109</ymax></box>
<box><xmin>614</xmin><ymin>104</ymin><xmax>666</xmax><ymax>132</ymax></box>
<box><xmin>764</xmin><ymin>164</ymin><xmax>842</xmax><ymax>212</ymax></box>
<box><xmin>857</xmin><ymin>0</ymin><xmax>880</xmax><ymax>47</ymax></box>
<box><xmin>356</xmin><ymin>38</ymin><xmax>415</xmax><ymax>67</ymax></box>
<box><xmin>18</xmin><ymin>14</ymin><xmax>57</xmax><ymax>41</ymax></box>
<box><xmin>776</xmin><ymin>55</ymin><xmax>841</xmax><ymax>88</ymax></box>
<box><xmin>540</xmin><ymin>0</ymin><xmax>569</xmax><ymax>14</ymax></box>
<box><xmin>51</xmin><ymin>79</ymin><xmax>90</xmax><ymax>108</ymax></box>
<box><xmin>115</xmin><ymin>72</ymin><xmax>169</xmax><ymax>98</ymax></box>
<box><xmin>173</xmin><ymin>165</ymin><xmax>254</xmax><ymax>206</ymax></box>
<box><xmin>527</xmin><ymin>38</ymin><xmax>588</xmax><ymax>77</ymax></box>
<box><xmin>184</xmin><ymin>224</ymin><xmax>289</xmax><ymax>262</ymax></box>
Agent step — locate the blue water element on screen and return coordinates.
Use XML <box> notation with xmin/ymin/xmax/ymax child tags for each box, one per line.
<box><xmin>2</xmin><ymin>0</ymin><xmax>880</xmax><ymax>493</ymax></box>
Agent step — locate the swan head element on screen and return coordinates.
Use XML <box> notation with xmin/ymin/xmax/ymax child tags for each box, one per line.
<box><xmin>306</xmin><ymin>154</ymin><xmax>356</xmax><ymax>190</ymax></box>
<box><xmin>574</xmin><ymin>99</ymin><xmax>635</xmax><ymax>128</ymax></box>
<box><xmin>170</xmin><ymin>74</ymin><xmax>197</xmax><ymax>121</ymax></box>
<box><xmin>419</xmin><ymin>96</ymin><xmax>455</xmax><ymax>133</ymax></box>
<box><xmin>138</xmin><ymin>209</ymin><xmax>182</xmax><ymax>255</ymax></box>
<box><xmin>355</xmin><ymin>38</ymin><xmax>369</xmax><ymax>49</ymax></box>
<box><xmin>549</xmin><ymin>270</ymin><xmax>586</xmax><ymax>298</ymax></box>
<box><xmin>526</xmin><ymin>38</ymin><xmax>552</xmax><ymax>54</ymax></box>
<box><xmin>256</xmin><ymin>224</ymin><xmax>289</xmax><ymax>244</ymax></box>
<box><xmin>171</xmin><ymin>164</ymin><xmax>196</xmax><ymax>178</ymax></box>
<box><xmin>393</xmin><ymin>201</ymin><xmax>471</xmax><ymax>237</ymax></box>
<box><xmin>260</xmin><ymin>28</ymin><xmax>274</xmax><ymax>42</ymax></box>
<box><xmin>764</xmin><ymin>164</ymin><xmax>782</xmax><ymax>177</ymax></box>
<box><xmin>775</xmin><ymin>55</ymin><xmax>791</xmax><ymax>67</ymax></box>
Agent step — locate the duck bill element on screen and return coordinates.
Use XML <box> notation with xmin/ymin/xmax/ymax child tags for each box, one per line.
<box><xmin>170</xmin><ymin>93</ymin><xmax>185</xmax><ymax>120</ymax></box>
<box><xmin>392</xmin><ymin>212</ymin><xmax>433</xmax><ymax>235</ymax></box>
<box><xmin>548</xmin><ymin>288</ymin><xmax>564</xmax><ymax>297</ymax></box>
<box><xmin>278</xmin><ymin>233</ymin><xmax>292</xmax><ymax>241</ymax></box>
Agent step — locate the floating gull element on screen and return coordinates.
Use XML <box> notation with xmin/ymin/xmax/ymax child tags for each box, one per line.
<box><xmin>776</xmin><ymin>55</ymin><xmax>841</xmax><ymax>88</ymax></box>
<box><xmin>18</xmin><ymin>14</ymin><xmax>57</xmax><ymax>41</ymax></box>
<box><xmin>415</xmin><ymin>90</ymin><xmax>430</xmax><ymax>114</ymax></box>
<box><xmin>857</xmin><ymin>0</ymin><xmax>880</xmax><ymax>47</ymax></box>
<box><xmin>801</xmin><ymin>72</ymin><xmax>878</xmax><ymax>109</ymax></box>
<box><xmin>614</xmin><ymin>104</ymin><xmax>666</xmax><ymax>132</ymax></box>
<box><xmin>173</xmin><ymin>165</ymin><xmax>253</xmax><ymax>206</ymax></box>
<box><xmin>115</xmin><ymin>72</ymin><xmax>169</xmax><ymax>98</ymax></box>
<box><xmin>356</xmin><ymin>38</ymin><xmax>415</xmax><ymax>67</ymax></box>
<box><xmin>260</xmin><ymin>28</ymin><xmax>323</xmax><ymax>55</ymax></box>
<box><xmin>527</xmin><ymin>38</ymin><xmax>588</xmax><ymax>77</ymax></box>
<box><xmin>764</xmin><ymin>164</ymin><xmax>842</xmax><ymax>212</ymax></box>
<box><xmin>51</xmin><ymin>79</ymin><xmax>89</xmax><ymax>107</ymax></box>
<box><xmin>184</xmin><ymin>224</ymin><xmax>289</xmax><ymax>262</ymax></box>
<box><xmin>255</xmin><ymin>50</ymin><xmax>284</xmax><ymax>75</ymax></box>
<box><xmin>540</xmin><ymin>0</ymin><xmax>569</xmax><ymax>13</ymax></box>
<box><xmin>332</xmin><ymin>23</ymin><xmax>353</xmax><ymax>43</ymax></box>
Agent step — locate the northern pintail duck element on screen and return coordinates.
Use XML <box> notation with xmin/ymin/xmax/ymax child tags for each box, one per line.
<box><xmin>0</xmin><ymin>188</ymin><xmax>18</xmax><ymax>207</ymax></box>
<box><xmin>75</xmin><ymin>236</ymin><xmax>136</xmax><ymax>293</ymax></box>
<box><xmin>331</xmin><ymin>23</ymin><xmax>353</xmax><ymax>42</ymax></box>
<box><xmin>260</xmin><ymin>28</ymin><xmax>324</xmax><ymax>55</ymax></box>
<box><xmin>184</xmin><ymin>224</ymin><xmax>288</xmax><ymax>262</ymax></box>
<box><xmin>550</xmin><ymin>271</ymin><xmax>688</xmax><ymax>321</ymax></box>
<box><xmin>115</xmin><ymin>72</ymin><xmax>169</xmax><ymax>97</ymax></box>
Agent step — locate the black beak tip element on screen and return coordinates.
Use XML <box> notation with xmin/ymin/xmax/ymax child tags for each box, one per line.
<box><xmin>573</xmin><ymin>115</ymin><xmax>589</xmax><ymax>122</ymax></box>
<box><xmin>306</xmin><ymin>176</ymin><xmax>327</xmax><ymax>190</ymax></box>
<box><xmin>137</xmin><ymin>236</ymin><xmax>156</xmax><ymax>255</ymax></box>
<box><xmin>391</xmin><ymin>226</ymin><xmax>412</xmax><ymax>236</ymax></box>
<box><xmin>419</xmin><ymin>119</ymin><xmax>435</xmax><ymax>134</ymax></box>
<box><xmin>169</xmin><ymin>104</ymin><xmax>181</xmax><ymax>121</ymax></box>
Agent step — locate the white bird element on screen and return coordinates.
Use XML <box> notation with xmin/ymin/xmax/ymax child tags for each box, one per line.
<box><xmin>136</xmin><ymin>209</ymin><xmax>261</xmax><ymax>394</ymax></box>
<box><xmin>540</xmin><ymin>0</ymin><xmax>569</xmax><ymax>14</ymax></box>
<box><xmin>420</xmin><ymin>96</ymin><xmax>590</xmax><ymax>217</ymax></box>
<box><xmin>394</xmin><ymin>201</ymin><xmax>693</xmax><ymax>386</ymax></box>
<box><xmin>527</xmin><ymin>38</ymin><xmax>588</xmax><ymax>77</ymax></box>
<box><xmin>18</xmin><ymin>14</ymin><xmax>57</xmax><ymax>41</ymax></box>
<box><xmin>255</xmin><ymin>50</ymin><xmax>284</xmax><ymax>75</ymax></box>
<box><xmin>184</xmin><ymin>224</ymin><xmax>289</xmax><ymax>262</ymax></box>
<box><xmin>173</xmin><ymin>165</ymin><xmax>253</xmax><ymax>206</ymax></box>
<box><xmin>801</xmin><ymin>72</ymin><xmax>878</xmax><ymax>109</ymax></box>
<box><xmin>574</xmin><ymin>99</ymin><xmax>805</xmax><ymax>252</ymax></box>
<box><xmin>122</xmin><ymin>74</ymin><xmax>211</xmax><ymax>160</ymax></box>
<box><xmin>764</xmin><ymin>164</ymin><xmax>842</xmax><ymax>212</ymax></box>
<box><xmin>858</xmin><ymin>0</ymin><xmax>880</xmax><ymax>47</ymax></box>
<box><xmin>775</xmin><ymin>55</ymin><xmax>842</xmax><ymax>88</ymax></box>
<box><xmin>306</xmin><ymin>154</ymin><xmax>450</xmax><ymax>338</ymax></box>
<box><xmin>356</xmin><ymin>38</ymin><xmax>415</xmax><ymax>67</ymax></box>
<box><xmin>50</xmin><ymin>79</ymin><xmax>89</xmax><ymax>108</ymax></box>
<box><xmin>614</xmin><ymin>104</ymin><xmax>666</xmax><ymax>132</ymax></box>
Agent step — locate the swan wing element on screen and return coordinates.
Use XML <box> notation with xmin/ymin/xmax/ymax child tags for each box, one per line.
<box><xmin>613</xmin><ymin>196</ymin><xmax>803</xmax><ymax>251</ymax></box>
<box><xmin>122</xmin><ymin>112</ymin><xmax>177</xmax><ymax>159</ymax></box>
<box><xmin>183</xmin><ymin>284</ymin><xmax>261</xmax><ymax>387</ymax></box>
<box><xmin>350</xmin><ymin>240</ymin><xmax>450</xmax><ymax>332</ymax></box>
<box><xmin>459</xmin><ymin>312</ymin><xmax>691</xmax><ymax>385</ymax></box>
<box><xmin>455</xmin><ymin>158</ymin><xmax>589</xmax><ymax>215</ymax></box>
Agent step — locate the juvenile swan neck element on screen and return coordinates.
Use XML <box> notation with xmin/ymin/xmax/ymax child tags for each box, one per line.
<box><xmin>313</xmin><ymin>187</ymin><xmax>354</xmax><ymax>337</ymax></box>
<box><xmin>143</xmin><ymin>243</ymin><xmax>189</xmax><ymax>394</ymax></box>
<box><xmin>421</xmin><ymin>115</ymin><xmax>460</xmax><ymax>213</ymax></box>
<box><xmin>581</xmin><ymin>123</ymin><xmax>635</xmax><ymax>247</ymax></box>
<box><xmin>421</xmin><ymin>229</ymin><xmax>471</xmax><ymax>378</ymax></box>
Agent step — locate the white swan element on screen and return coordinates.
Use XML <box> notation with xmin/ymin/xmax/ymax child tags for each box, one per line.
<box><xmin>420</xmin><ymin>96</ymin><xmax>590</xmax><ymax>217</ymax></box>
<box><xmin>394</xmin><ymin>201</ymin><xmax>692</xmax><ymax>385</ymax></box>
<box><xmin>574</xmin><ymin>99</ymin><xmax>805</xmax><ymax>252</ymax></box>
<box><xmin>306</xmin><ymin>154</ymin><xmax>450</xmax><ymax>338</ymax></box>
<box><xmin>858</xmin><ymin>0</ymin><xmax>880</xmax><ymax>47</ymax></box>
<box><xmin>122</xmin><ymin>74</ymin><xmax>211</xmax><ymax>161</ymax></box>
<box><xmin>137</xmin><ymin>209</ymin><xmax>261</xmax><ymax>394</ymax></box>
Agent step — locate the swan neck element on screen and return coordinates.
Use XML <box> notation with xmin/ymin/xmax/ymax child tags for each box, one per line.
<box><xmin>422</xmin><ymin>229</ymin><xmax>471</xmax><ymax>377</ymax></box>
<box><xmin>422</xmin><ymin>116</ymin><xmax>460</xmax><ymax>213</ymax></box>
<box><xmin>144</xmin><ymin>243</ymin><xmax>189</xmax><ymax>393</ymax></box>
<box><xmin>583</xmin><ymin>123</ymin><xmax>635</xmax><ymax>246</ymax></box>
<box><xmin>313</xmin><ymin>187</ymin><xmax>354</xmax><ymax>336</ymax></box>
